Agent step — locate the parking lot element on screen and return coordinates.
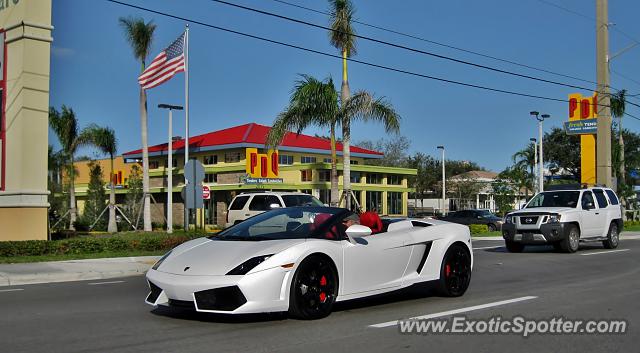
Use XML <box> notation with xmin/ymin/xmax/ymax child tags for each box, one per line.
<box><xmin>1</xmin><ymin>237</ymin><xmax>638</xmax><ymax>353</ymax></box>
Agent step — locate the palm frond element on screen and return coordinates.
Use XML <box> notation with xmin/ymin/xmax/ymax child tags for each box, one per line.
<box><xmin>610</xmin><ymin>89</ymin><xmax>626</xmax><ymax>119</ymax></box>
<box><xmin>328</xmin><ymin>0</ymin><xmax>357</xmax><ymax>56</ymax></box>
<box><xmin>119</xmin><ymin>16</ymin><xmax>157</xmax><ymax>64</ymax></box>
<box><xmin>49</xmin><ymin>105</ymin><xmax>79</xmax><ymax>154</ymax></box>
<box><xmin>340</xmin><ymin>91</ymin><xmax>401</xmax><ymax>133</ymax></box>
<box><xmin>82</xmin><ymin>124</ymin><xmax>117</xmax><ymax>158</ymax></box>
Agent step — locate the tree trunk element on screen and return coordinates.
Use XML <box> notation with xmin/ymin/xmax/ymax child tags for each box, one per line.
<box><xmin>330</xmin><ymin>123</ymin><xmax>339</xmax><ymax>206</ymax></box>
<box><xmin>140</xmin><ymin>88</ymin><xmax>152</xmax><ymax>231</ymax></box>
<box><xmin>340</xmin><ymin>48</ymin><xmax>352</xmax><ymax>209</ymax></box>
<box><xmin>69</xmin><ymin>157</ymin><xmax>77</xmax><ymax>230</ymax></box>
<box><xmin>107</xmin><ymin>156</ymin><xmax>118</xmax><ymax>233</ymax></box>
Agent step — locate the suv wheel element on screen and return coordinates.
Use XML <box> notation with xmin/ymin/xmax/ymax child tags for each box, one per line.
<box><xmin>560</xmin><ymin>224</ymin><xmax>580</xmax><ymax>253</ymax></box>
<box><xmin>602</xmin><ymin>222</ymin><xmax>619</xmax><ymax>249</ymax></box>
<box><xmin>505</xmin><ymin>240</ymin><xmax>524</xmax><ymax>253</ymax></box>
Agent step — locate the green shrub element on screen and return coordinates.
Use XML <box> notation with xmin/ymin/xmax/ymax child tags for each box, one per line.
<box><xmin>103</xmin><ymin>237</ymin><xmax>129</xmax><ymax>252</ymax></box>
<box><xmin>138</xmin><ymin>237</ymin><xmax>163</xmax><ymax>251</ymax></box>
<box><xmin>469</xmin><ymin>224</ymin><xmax>489</xmax><ymax>235</ymax></box>
<box><xmin>624</xmin><ymin>220</ymin><xmax>640</xmax><ymax>228</ymax></box>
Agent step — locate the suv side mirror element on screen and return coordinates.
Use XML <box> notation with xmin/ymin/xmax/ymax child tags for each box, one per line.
<box><xmin>583</xmin><ymin>201</ymin><xmax>594</xmax><ymax>210</ymax></box>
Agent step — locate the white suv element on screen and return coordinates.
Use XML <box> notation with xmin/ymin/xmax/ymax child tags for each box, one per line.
<box><xmin>225</xmin><ymin>192</ymin><xmax>324</xmax><ymax>227</ymax></box>
<box><xmin>502</xmin><ymin>187</ymin><xmax>623</xmax><ymax>253</ymax></box>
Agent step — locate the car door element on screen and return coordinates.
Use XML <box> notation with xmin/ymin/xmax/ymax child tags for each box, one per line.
<box><xmin>579</xmin><ymin>191</ymin><xmax>601</xmax><ymax>238</ymax></box>
<box><xmin>341</xmin><ymin>227</ymin><xmax>412</xmax><ymax>295</ymax></box>
<box><xmin>591</xmin><ymin>189</ymin><xmax>610</xmax><ymax>237</ymax></box>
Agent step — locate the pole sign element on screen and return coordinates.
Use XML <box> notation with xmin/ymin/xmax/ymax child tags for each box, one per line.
<box><xmin>568</xmin><ymin>93</ymin><xmax>597</xmax><ymax>185</ymax></box>
<box><xmin>244</xmin><ymin>148</ymin><xmax>282</xmax><ymax>184</ymax></box>
<box><xmin>564</xmin><ymin>118</ymin><xmax>598</xmax><ymax>135</ymax></box>
<box><xmin>183</xmin><ymin>159</ymin><xmax>205</xmax><ymax>209</ymax></box>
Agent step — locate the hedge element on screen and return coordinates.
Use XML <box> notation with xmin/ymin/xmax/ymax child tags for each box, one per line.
<box><xmin>468</xmin><ymin>224</ymin><xmax>489</xmax><ymax>235</ymax></box>
<box><xmin>624</xmin><ymin>220</ymin><xmax>640</xmax><ymax>228</ymax></box>
<box><xmin>0</xmin><ymin>232</ymin><xmax>203</xmax><ymax>258</ymax></box>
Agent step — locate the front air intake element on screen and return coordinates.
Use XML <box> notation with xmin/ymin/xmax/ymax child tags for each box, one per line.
<box><xmin>146</xmin><ymin>281</ymin><xmax>162</xmax><ymax>304</ymax></box>
<box><xmin>194</xmin><ymin>286</ymin><xmax>247</xmax><ymax>311</ymax></box>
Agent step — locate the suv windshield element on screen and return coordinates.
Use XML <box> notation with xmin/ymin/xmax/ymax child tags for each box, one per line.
<box><xmin>216</xmin><ymin>207</ymin><xmax>349</xmax><ymax>241</ymax></box>
<box><xmin>526</xmin><ymin>191</ymin><xmax>580</xmax><ymax>208</ymax></box>
<box><xmin>281</xmin><ymin>194</ymin><xmax>324</xmax><ymax>207</ymax></box>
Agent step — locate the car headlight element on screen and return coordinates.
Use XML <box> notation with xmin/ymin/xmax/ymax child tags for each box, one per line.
<box><xmin>547</xmin><ymin>214</ymin><xmax>561</xmax><ymax>223</ymax></box>
<box><xmin>505</xmin><ymin>216</ymin><xmax>513</xmax><ymax>224</ymax></box>
<box><xmin>152</xmin><ymin>250</ymin><xmax>172</xmax><ymax>270</ymax></box>
<box><xmin>226</xmin><ymin>254</ymin><xmax>273</xmax><ymax>275</ymax></box>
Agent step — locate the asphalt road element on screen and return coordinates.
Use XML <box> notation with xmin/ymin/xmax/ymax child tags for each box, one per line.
<box><xmin>1</xmin><ymin>239</ymin><xmax>639</xmax><ymax>353</ymax></box>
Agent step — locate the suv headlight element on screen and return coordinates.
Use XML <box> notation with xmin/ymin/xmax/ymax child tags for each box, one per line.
<box><xmin>504</xmin><ymin>216</ymin><xmax>513</xmax><ymax>224</ymax></box>
<box><xmin>226</xmin><ymin>254</ymin><xmax>273</xmax><ymax>275</ymax></box>
<box><xmin>547</xmin><ymin>214</ymin><xmax>561</xmax><ymax>223</ymax></box>
<box><xmin>152</xmin><ymin>250</ymin><xmax>172</xmax><ymax>270</ymax></box>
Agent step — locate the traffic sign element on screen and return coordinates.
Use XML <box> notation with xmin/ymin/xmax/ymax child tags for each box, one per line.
<box><xmin>183</xmin><ymin>159</ymin><xmax>205</xmax><ymax>209</ymax></box>
<box><xmin>202</xmin><ymin>185</ymin><xmax>210</xmax><ymax>200</ymax></box>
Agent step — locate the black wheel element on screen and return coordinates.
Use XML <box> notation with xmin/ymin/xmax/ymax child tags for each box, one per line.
<box><xmin>288</xmin><ymin>255</ymin><xmax>338</xmax><ymax>320</ymax></box>
<box><xmin>436</xmin><ymin>244</ymin><xmax>472</xmax><ymax>297</ymax></box>
<box><xmin>487</xmin><ymin>224</ymin><xmax>497</xmax><ymax>232</ymax></box>
<box><xmin>603</xmin><ymin>222</ymin><xmax>619</xmax><ymax>249</ymax></box>
<box><xmin>560</xmin><ymin>224</ymin><xmax>580</xmax><ymax>253</ymax></box>
<box><xmin>505</xmin><ymin>240</ymin><xmax>524</xmax><ymax>253</ymax></box>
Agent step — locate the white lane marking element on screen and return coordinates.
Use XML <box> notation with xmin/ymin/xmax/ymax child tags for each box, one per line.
<box><xmin>580</xmin><ymin>249</ymin><xmax>630</xmax><ymax>256</ymax></box>
<box><xmin>369</xmin><ymin>296</ymin><xmax>538</xmax><ymax>328</ymax></box>
<box><xmin>473</xmin><ymin>246</ymin><xmax>501</xmax><ymax>250</ymax></box>
<box><xmin>0</xmin><ymin>288</ymin><xmax>24</xmax><ymax>293</ymax></box>
<box><xmin>87</xmin><ymin>280</ymin><xmax>126</xmax><ymax>286</ymax></box>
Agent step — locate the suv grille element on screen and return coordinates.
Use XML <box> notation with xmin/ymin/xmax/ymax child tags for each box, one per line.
<box><xmin>519</xmin><ymin>216</ymin><xmax>539</xmax><ymax>225</ymax></box>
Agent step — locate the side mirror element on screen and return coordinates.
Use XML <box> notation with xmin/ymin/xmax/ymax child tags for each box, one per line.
<box><xmin>269</xmin><ymin>203</ymin><xmax>281</xmax><ymax>209</ymax></box>
<box><xmin>583</xmin><ymin>202</ymin><xmax>594</xmax><ymax>210</ymax></box>
<box><xmin>346</xmin><ymin>224</ymin><xmax>372</xmax><ymax>238</ymax></box>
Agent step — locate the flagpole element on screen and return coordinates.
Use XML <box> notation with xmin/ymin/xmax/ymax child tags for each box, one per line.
<box><xmin>184</xmin><ymin>24</ymin><xmax>190</xmax><ymax>230</ymax></box>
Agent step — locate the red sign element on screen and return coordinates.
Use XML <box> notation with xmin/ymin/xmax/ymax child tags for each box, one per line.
<box><xmin>202</xmin><ymin>186</ymin><xmax>210</xmax><ymax>200</ymax></box>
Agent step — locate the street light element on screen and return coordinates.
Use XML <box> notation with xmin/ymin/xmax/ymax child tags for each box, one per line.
<box><xmin>158</xmin><ymin>104</ymin><xmax>183</xmax><ymax>234</ymax></box>
<box><xmin>437</xmin><ymin>145</ymin><xmax>445</xmax><ymax>215</ymax></box>
<box><xmin>530</xmin><ymin>111</ymin><xmax>551</xmax><ymax>192</ymax></box>
<box><xmin>530</xmin><ymin>137</ymin><xmax>537</xmax><ymax>193</ymax></box>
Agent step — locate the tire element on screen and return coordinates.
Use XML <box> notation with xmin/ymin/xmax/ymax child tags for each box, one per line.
<box><xmin>505</xmin><ymin>240</ymin><xmax>524</xmax><ymax>253</ymax></box>
<box><xmin>435</xmin><ymin>244</ymin><xmax>472</xmax><ymax>297</ymax></box>
<box><xmin>559</xmin><ymin>224</ymin><xmax>580</xmax><ymax>253</ymax></box>
<box><xmin>602</xmin><ymin>222</ymin><xmax>620</xmax><ymax>249</ymax></box>
<box><xmin>288</xmin><ymin>255</ymin><xmax>338</xmax><ymax>320</ymax></box>
<box><xmin>487</xmin><ymin>224</ymin><xmax>497</xmax><ymax>232</ymax></box>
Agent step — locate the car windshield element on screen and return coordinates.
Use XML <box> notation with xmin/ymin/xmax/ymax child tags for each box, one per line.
<box><xmin>526</xmin><ymin>191</ymin><xmax>580</xmax><ymax>208</ymax></box>
<box><xmin>281</xmin><ymin>194</ymin><xmax>324</xmax><ymax>207</ymax></box>
<box><xmin>215</xmin><ymin>207</ymin><xmax>349</xmax><ymax>241</ymax></box>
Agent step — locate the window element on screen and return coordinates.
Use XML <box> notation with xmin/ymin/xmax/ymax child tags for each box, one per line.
<box><xmin>350</xmin><ymin>160</ymin><xmax>359</xmax><ymax>165</ymax></box>
<box><xmin>225</xmin><ymin>152</ymin><xmax>242</xmax><ymax>163</ymax></box>
<box><xmin>164</xmin><ymin>158</ymin><xmax>177</xmax><ymax>168</ymax></box>
<box><xmin>248</xmin><ymin>195</ymin><xmax>282</xmax><ymax>211</ymax></box>
<box><xmin>319</xmin><ymin>189</ymin><xmax>331</xmax><ymax>204</ymax></box>
<box><xmin>301</xmin><ymin>170</ymin><xmax>313</xmax><ymax>182</ymax></box>
<box><xmin>279</xmin><ymin>154</ymin><xmax>294</xmax><ymax>165</ymax></box>
<box><xmin>301</xmin><ymin>156</ymin><xmax>317</xmax><ymax>164</ymax></box>
<box><xmin>282</xmin><ymin>195</ymin><xmax>323</xmax><ymax>207</ymax></box>
<box><xmin>150</xmin><ymin>161</ymin><xmax>160</xmax><ymax>169</ymax></box>
<box><xmin>387</xmin><ymin>192</ymin><xmax>403</xmax><ymax>215</ymax></box>
<box><xmin>526</xmin><ymin>191</ymin><xmax>580</xmax><ymax>208</ymax></box>
<box><xmin>204</xmin><ymin>173</ymin><xmax>217</xmax><ymax>183</ymax></box>
<box><xmin>229</xmin><ymin>195</ymin><xmax>250</xmax><ymax>210</ymax></box>
<box><xmin>366</xmin><ymin>191</ymin><xmax>382</xmax><ymax>213</ymax></box>
<box><xmin>581</xmin><ymin>191</ymin><xmax>595</xmax><ymax>209</ymax></box>
<box><xmin>203</xmin><ymin>155</ymin><xmax>218</xmax><ymax>165</ymax></box>
<box><xmin>367</xmin><ymin>173</ymin><xmax>382</xmax><ymax>184</ymax></box>
<box><xmin>605</xmin><ymin>190</ymin><xmax>619</xmax><ymax>205</ymax></box>
<box><xmin>350</xmin><ymin>172</ymin><xmax>361</xmax><ymax>184</ymax></box>
<box><xmin>593</xmin><ymin>189</ymin><xmax>608</xmax><ymax>208</ymax></box>
<box><xmin>318</xmin><ymin>170</ymin><xmax>331</xmax><ymax>182</ymax></box>
<box><xmin>388</xmin><ymin>174</ymin><xmax>402</xmax><ymax>185</ymax></box>
<box><xmin>323</xmin><ymin>158</ymin><xmax>333</xmax><ymax>163</ymax></box>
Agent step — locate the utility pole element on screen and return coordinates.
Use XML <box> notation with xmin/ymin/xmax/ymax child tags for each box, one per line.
<box><xmin>530</xmin><ymin>138</ymin><xmax>537</xmax><ymax>193</ymax></box>
<box><xmin>437</xmin><ymin>146</ymin><xmax>445</xmax><ymax>215</ymax></box>
<box><xmin>596</xmin><ymin>0</ymin><xmax>613</xmax><ymax>188</ymax></box>
<box><xmin>158</xmin><ymin>104</ymin><xmax>184</xmax><ymax>234</ymax></box>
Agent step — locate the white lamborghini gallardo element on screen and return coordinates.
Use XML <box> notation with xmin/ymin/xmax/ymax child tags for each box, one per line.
<box><xmin>145</xmin><ymin>206</ymin><xmax>473</xmax><ymax>319</ymax></box>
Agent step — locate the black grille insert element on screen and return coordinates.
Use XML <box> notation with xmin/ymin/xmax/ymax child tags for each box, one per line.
<box><xmin>146</xmin><ymin>281</ymin><xmax>162</xmax><ymax>304</ymax></box>
<box><xmin>169</xmin><ymin>299</ymin><xmax>196</xmax><ymax>310</ymax></box>
<box><xmin>194</xmin><ymin>286</ymin><xmax>247</xmax><ymax>311</ymax></box>
<box><xmin>519</xmin><ymin>216</ymin><xmax>539</xmax><ymax>225</ymax></box>
<box><xmin>416</xmin><ymin>242</ymin><xmax>433</xmax><ymax>274</ymax></box>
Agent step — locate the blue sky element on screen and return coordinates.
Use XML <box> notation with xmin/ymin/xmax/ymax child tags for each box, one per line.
<box><xmin>50</xmin><ymin>0</ymin><xmax>640</xmax><ymax>172</ymax></box>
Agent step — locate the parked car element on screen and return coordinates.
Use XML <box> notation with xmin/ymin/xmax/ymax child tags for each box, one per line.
<box><xmin>502</xmin><ymin>186</ymin><xmax>623</xmax><ymax>253</ymax></box>
<box><xmin>225</xmin><ymin>192</ymin><xmax>324</xmax><ymax>227</ymax></box>
<box><xmin>440</xmin><ymin>209</ymin><xmax>504</xmax><ymax>231</ymax></box>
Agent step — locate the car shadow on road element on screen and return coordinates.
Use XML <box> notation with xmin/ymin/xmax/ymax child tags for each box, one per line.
<box><xmin>150</xmin><ymin>306</ymin><xmax>288</xmax><ymax>324</ymax></box>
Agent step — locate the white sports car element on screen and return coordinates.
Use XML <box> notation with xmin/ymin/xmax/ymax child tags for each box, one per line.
<box><xmin>145</xmin><ymin>207</ymin><xmax>473</xmax><ymax>319</ymax></box>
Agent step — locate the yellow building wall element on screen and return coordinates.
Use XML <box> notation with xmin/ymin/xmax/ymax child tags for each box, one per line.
<box><xmin>0</xmin><ymin>0</ymin><xmax>52</xmax><ymax>241</ymax></box>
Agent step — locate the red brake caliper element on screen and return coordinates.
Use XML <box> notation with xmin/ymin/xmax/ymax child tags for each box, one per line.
<box><xmin>319</xmin><ymin>275</ymin><xmax>327</xmax><ymax>303</ymax></box>
<box><xmin>445</xmin><ymin>264</ymin><xmax>451</xmax><ymax>277</ymax></box>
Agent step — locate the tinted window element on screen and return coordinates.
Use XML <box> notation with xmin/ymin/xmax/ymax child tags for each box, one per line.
<box><xmin>605</xmin><ymin>190</ymin><xmax>619</xmax><ymax>205</ymax></box>
<box><xmin>229</xmin><ymin>196</ymin><xmax>250</xmax><ymax>210</ymax></box>
<box><xmin>249</xmin><ymin>195</ymin><xmax>282</xmax><ymax>211</ymax></box>
<box><xmin>593</xmin><ymin>189</ymin><xmax>608</xmax><ymax>208</ymax></box>
<box><xmin>581</xmin><ymin>192</ymin><xmax>595</xmax><ymax>209</ymax></box>
<box><xmin>526</xmin><ymin>191</ymin><xmax>580</xmax><ymax>208</ymax></box>
<box><xmin>282</xmin><ymin>195</ymin><xmax>324</xmax><ymax>207</ymax></box>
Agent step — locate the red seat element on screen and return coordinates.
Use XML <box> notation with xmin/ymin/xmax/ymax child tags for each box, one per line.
<box><xmin>311</xmin><ymin>213</ymin><xmax>336</xmax><ymax>239</ymax></box>
<box><xmin>360</xmin><ymin>211</ymin><xmax>383</xmax><ymax>234</ymax></box>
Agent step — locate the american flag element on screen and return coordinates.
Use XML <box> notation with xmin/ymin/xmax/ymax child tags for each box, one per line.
<box><xmin>138</xmin><ymin>32</ymin><xmax>185</xmax><ymax>89</ymax></box>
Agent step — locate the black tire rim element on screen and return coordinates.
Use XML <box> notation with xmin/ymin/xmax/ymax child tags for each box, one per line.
<box><xmin>443</xmin><ymin>246</ymin><xmax>471</xmax><ymax>295</ymax></box>
<box><xmin>610</xmin><ymin>224</ymin><xmax>619</xmax><ymax>246</ymax></box>
<box><xmin>294</xmin><ymin>259</ymin><xmax>336</xmax><ymax>316</ymax></box>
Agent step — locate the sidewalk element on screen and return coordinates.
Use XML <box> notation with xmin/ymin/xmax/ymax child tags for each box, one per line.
<box><xmin>0</xmin><ymin>256</ymin><xmax>160</xmax><ymax>286</ymax></box>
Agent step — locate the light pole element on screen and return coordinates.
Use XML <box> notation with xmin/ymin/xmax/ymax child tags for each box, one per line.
<box><xmin>530</xmin><ymin>137</ymin><xmax>537</xmax><ymax>193</ymax></box>
<box><xmin>437</xmin><ymin>146</ymin><xmax>445</xmax><ymax>215</ymax></box>
<box><xmin>158</xmin><ymin>104</ymin><xmax>183</xmax><ymax>234</ymax></box>
<box><xmin>530</xmin><ymin>112</ymin><xmax>550</xmax><ymax>192</ymax></box>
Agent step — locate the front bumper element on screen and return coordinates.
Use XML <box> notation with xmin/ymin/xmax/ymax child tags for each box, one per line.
<box><xmin>145</xmin><ymin>266</ymin><xmax>292</xmax><ymax>314</ymax></box>
<box><xmin>502</xmin><ymin>222</ymin><xmax>569</xmax><ymax>244</ymax></box>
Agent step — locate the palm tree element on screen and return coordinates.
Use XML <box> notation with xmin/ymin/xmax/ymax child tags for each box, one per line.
<box><xmin>329</xmin><ymin>0</ymin><xmax>357</xmax><ymax>207</ymax></box>
<box><xmin>49</xmin><ymin>106</ymin><xmax>101</xmax><ymax>230</ymax></box>
<box><xmin>267</xmin><ymin>75</ymin><xmax>401</xmax><ymax>211</ymax></box>
<box><xmin>87</xmin><ymin>125</ymin><xmax>118</xmax><ymax>233</ymax></box>
<box><xmin>512</xmin><ymin>143</ymin><xmax>536</xmax><ymax>195</ymax></box>
<box><xmin>611</xmin><ymin>89</ymin><xmax>627</xmax><ymax>185</ymax></box>
<box><xmin>119</xmin><ymin>16</ymin><xmax>156</xmax><ymax>232</ymax></box>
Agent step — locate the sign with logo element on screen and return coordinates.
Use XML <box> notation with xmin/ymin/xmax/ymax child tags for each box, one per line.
<box><xmin>568</xmin><ymin>93</ymin><xmax>597</xmax><ymax>185</ymax></box>
<box><xmin>202</xmin><ymin>185</ymin><xmax>210</xmax><ymax>200</ymax></box>
<box><xmin>564</xmin><ymin>118</ymin><xmax>598</xmax><ymax>135</ymax></box>
<box><xmin>244</xmin><ymin>148</ymin><xmax>281</xmax><ymax>184</ymax></box>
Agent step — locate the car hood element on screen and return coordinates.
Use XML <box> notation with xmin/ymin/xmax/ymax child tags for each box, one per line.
<box><xmin>510</xmin><ymin>207</ymin><xmax>574</xmax><ymax>215</ymax></box>
<box><xmin>157</xmin><ymin>237</ymin><xmax>305</xmax><ymax>276</ymax></box>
